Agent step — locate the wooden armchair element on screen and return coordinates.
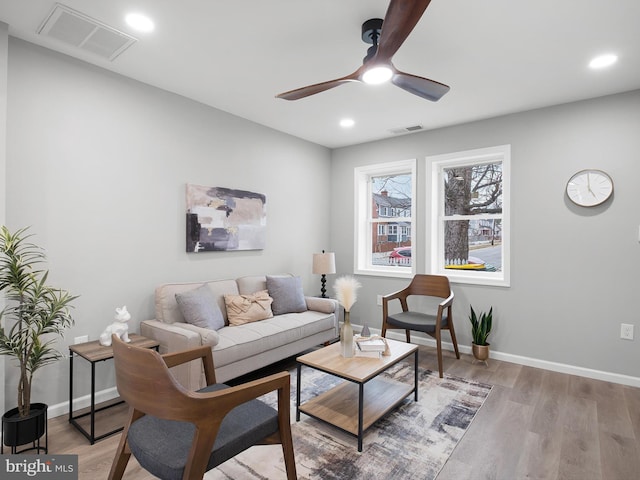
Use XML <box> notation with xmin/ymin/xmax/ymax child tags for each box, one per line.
<box><xmin>108</xmin><ymin>335</ymin><xmax>296</xmax><ymax>480</ymax></box>
<box><xmin>381</xmin><ymin>274</ymin><xmax>460</xmax><ymax>378</ymax></box>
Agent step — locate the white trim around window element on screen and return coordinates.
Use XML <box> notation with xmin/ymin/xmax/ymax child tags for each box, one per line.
<box><xmin>428</xmin><ymin>145</ymin><xmax>511</xmax><ymax>287</ymax></box>
<box><xmin>354</xmin><ymin>159</ymin><xmax>416</xmax><ymax>278</ymax></box>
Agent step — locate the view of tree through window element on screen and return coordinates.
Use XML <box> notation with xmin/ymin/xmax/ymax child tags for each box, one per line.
<box><xmin>371</xmin><ymin>173</ymin><xmax>412</xmax><ymax>268</ymax></box>
<box><xmin>443</xmin><ymin>162</ymin><xmax>502</xmax><ymax>271</ymax></box>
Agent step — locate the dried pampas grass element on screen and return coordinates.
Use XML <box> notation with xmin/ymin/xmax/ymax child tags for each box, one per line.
<box><xmin>333</xmin><ymin>275</ymin><xmax>362</xmax><ymax>312</ymax></box>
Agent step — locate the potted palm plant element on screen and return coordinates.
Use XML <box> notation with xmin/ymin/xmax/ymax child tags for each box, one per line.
<box><xmin>469</xmin><ymin>306</ymin><xmax>492</xmax><ymax>365</ymax></box>
<box><xmin>0</xmin><ymin>226</ymin><xmax>76</xmax><ymax>452</ymax></box>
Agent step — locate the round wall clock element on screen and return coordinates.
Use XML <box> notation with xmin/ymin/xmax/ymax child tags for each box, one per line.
<box><xmin>566</xmin><ymin>169</ymin><xmax>614</xmax><ymax>207</ymax></box>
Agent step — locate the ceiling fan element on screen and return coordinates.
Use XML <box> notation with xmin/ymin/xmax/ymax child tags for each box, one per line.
<box><xmin>276</xmin><ymin>0</ymin><xmax>449</xmax><ymax>102</ymax></box>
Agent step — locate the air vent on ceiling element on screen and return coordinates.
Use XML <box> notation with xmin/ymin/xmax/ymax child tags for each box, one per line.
<box><xmin>37</xmin><ymin>3</ymin><xmax>137</xmax><ymax>61</ymax></box>
<box><xmin>389</xmin><ymin>125</ymin><xmax>424</xmax><ymax>135</ymax></box>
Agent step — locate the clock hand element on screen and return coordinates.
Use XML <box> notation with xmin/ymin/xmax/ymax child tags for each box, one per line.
<box><xmin>587</xmin><ymin>173</ymin><xmax>596</xmax><ymax>197</ymax></box>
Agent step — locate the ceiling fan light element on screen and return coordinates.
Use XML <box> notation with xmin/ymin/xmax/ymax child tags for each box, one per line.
<box><xmin>362</xmin><ymin>66</ymin><xmax>393</xmax><ymax>85</ymax></box>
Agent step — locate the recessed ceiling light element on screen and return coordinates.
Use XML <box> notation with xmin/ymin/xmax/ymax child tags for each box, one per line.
<box><xmin>589</xmin><ymin>54</ymin><xmax>618</xmax><ymax>69</ymax></box>
<box><xmin>340</xmin><ymin>118</ymin><xmax>355</xmax><ymax>128</ymax></box>
<box><xmin>125</xmin><ymin>13</ymin><xmax>154</xmax><ymax>33</ymax></box>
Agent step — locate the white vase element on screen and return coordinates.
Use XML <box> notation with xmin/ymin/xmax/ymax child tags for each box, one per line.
<box><xmin>341</xmin><ymin>310</ymin><xmax>354</xmax><ymax>357</ymax></box>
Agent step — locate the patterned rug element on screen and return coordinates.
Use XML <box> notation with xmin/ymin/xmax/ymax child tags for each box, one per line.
<box><xmin>207</xmin><ymin>363</ymin><xmax>492</xmax><ymax>480</ymax></box>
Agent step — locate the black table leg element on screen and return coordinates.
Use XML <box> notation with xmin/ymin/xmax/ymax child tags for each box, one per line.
<box><xmin>414</xmin><ymin>349</ymin><xmax>419</xmax><ymax>401</ymax></box>
<box><xmin>358</xmin><ymin>383</ymin><xmax>364</xmax><ymax>452</ymax></box>
<box><xmin>90</xmin><ymin>361</ymin><xmax>96</xmax><ymax>444</ymax></box>
<box><xmin>296</xmin><ymin>363</ymin><xmax>301</xmax><ymax>422</ymax></box>
<box><xmin>68</xmin><ymin>350</ymin><xmax>73</xmax><ymax>424</ymax></box>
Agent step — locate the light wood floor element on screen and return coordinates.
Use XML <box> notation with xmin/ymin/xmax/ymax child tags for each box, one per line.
<box><xmin>45</xmin><ymin>345</ymin><xmax>640</xmax><ymax>480</ymax></box>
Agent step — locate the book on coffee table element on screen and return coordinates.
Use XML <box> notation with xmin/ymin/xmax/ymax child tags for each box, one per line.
<box><xmin>354</xmin><ymin>344</ymin><xmax>382</xmax><ymax>358</ymax></box>
<box><xmin>355</xmin><ymin>337</ymin><xmax>387</xmax><ymax>352</ymax></box>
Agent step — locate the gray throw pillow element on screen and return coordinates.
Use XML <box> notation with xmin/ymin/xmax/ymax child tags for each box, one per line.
<box><xmin>175</xmin><ymin>285</ymin><xmax>225</xmax><ymax>330</ymax></box>
<box><xmin>266</xmin><ymin>275</ymin><xmax>307</xmax><ymax>315</ymax></box>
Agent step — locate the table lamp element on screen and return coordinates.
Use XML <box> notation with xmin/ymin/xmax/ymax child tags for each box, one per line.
<box><xmin>312</xmin><ymin>250</ymin><xmax>336</xmax><ymax>298</ymax></box>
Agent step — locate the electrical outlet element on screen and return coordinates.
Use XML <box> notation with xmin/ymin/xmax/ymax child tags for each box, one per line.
<box><xmin>620</xmin><ymin>324</ymin><xmax>634</xmax><ymax>340</ymax></box>
<box><xmin>74</xmin><ymin>335</ymin><xmax>89</xmax><ymax>344</ymax></box>
<box><xmin>377</xmin><ymin>295</ymin><xmax>383</xmax><ymax>306</ymax></box>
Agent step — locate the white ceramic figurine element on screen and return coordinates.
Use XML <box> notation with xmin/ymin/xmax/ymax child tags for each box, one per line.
<box><xmin>99</xmin><ymin>305</ymin><xmax>131</xmax><ymax>346</ymax></box>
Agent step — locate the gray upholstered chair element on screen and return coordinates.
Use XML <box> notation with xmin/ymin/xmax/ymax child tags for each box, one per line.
<box><xmin>381</xmin><ymin>274</ymin><xmax>460</xmax><ymax>378</ymax></box>
<box><xmin>108</xmin><ymin>335</ymin><xmax>296</xmax><ymax>480</ymax></box>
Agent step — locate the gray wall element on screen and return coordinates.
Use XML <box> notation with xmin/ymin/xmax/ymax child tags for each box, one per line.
<box><xmin>3</xmin><ymin>33</ymin><xmax>639</xmax><ymax>414</ymax></box>
<box><xmin>0</xmin><ymin>23</ymin><xmax>8</xmax><ymax>417</ymax></box>
<box><xmin>331</xmin><ymin>89</ymin><xmax>640</xmax><ymax>381</ymax></box>
<box><xmin>3</xmin><ymin>38</ymin><xmax>332</xmax><ymax>411</ymax></box>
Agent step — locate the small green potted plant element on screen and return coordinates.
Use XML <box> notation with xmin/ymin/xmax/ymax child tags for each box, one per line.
<box><xmin>469</xmin><ymin>306</ymin><xmax>492</xmax><ymax>365</ymax></box>
<box><xmin>0</xmin><ymin>226</ymin><xmax>77</xmax><ymax>452</ymax></box>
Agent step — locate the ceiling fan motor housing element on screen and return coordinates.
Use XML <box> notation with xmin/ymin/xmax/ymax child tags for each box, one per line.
<box><xmin>361</xmin><ymin>18</ymin><xmax>383</xmax><ymax>44</ymax></box>
<box><xmin>362</xmin><ymin>18</ymin><xmax>383</xmax><ymax>63</ymax></box>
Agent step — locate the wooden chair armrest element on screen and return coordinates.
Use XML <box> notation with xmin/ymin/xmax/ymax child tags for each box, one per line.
<box><xmin>382</xmin><ymin>286</ymin><xmax>409</xmax><ymax>302</ymax></box>
<box><xmin>383</xmin><ymin>287</ymin><xmax>410</xmax><ymax>314</ymax></box>
<box><xmin>439</xmin><ymin>291</ymin><xmax>454</xmax><ymax>309</ymax></box>
<box><xmin>162</xmin><ymin>346</ymin><xmax>216</xmax><ymax>385</ymax></box>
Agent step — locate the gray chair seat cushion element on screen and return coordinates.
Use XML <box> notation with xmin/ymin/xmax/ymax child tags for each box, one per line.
<box><xmin>127</xmin><ymin>383</ymin><xmax>278</xmax><ymax>480</ymax></box>
<box><xmin>387</xmin><ymin>311</ymin><xmax>449</xmax><ymax>333</ymax></box>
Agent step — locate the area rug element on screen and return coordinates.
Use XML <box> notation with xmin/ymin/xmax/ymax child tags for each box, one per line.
<box><xmin>207</xmin><ymin>363</ymin><xmax>492</xmax><ymax>480</ymax></box>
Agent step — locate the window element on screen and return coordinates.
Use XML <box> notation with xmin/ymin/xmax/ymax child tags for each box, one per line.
<box><xmin>429</xmin><ymin>145</ymin><xmax>510</xmax><ymax>286</ymax></box>
<box><xmin>355</xmin><ymin>159</ymin><xmax>416</xmax><ymax>277</ymax></box>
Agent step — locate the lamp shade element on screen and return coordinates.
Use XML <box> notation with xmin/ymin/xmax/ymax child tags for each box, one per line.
<box><xmin>312</xmin><ymin>252</ymin><xmax>336</xmax><ymax>275</ymax></box>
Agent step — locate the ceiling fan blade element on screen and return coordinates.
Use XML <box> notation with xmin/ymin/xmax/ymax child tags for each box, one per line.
<box><xmin>276</xmin><ymin>70</ymin><xmax>361</xmax><ymax>100</ymax></box>
<box><xmin>392</xmin><ymin>70</ymin><xmax>450</xmax><ymax>101</ymax></box>
<box><xmin>375</xmin><ymin>0</ymin><xmax>432</xmax><ymax>61</ymax></box>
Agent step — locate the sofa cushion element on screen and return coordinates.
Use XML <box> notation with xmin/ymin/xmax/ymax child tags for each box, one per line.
<box><xmin>266</xmin><ymin>275</ymin><xmax>307</xmax><ymax>315</ymax></box>
<box><xmin>224</xmin><ymin>290</ymin><xmax>274</xmax><ymax>325</ymax></box>
<box><xmin>212</xmin><ymin>310</ymin><xmax>336</xmax><ymax>368</ymax></box>
<box><xmin>155</xmin><ymin>280</ymin><xmax>238</xmax><ymax>324</ymax></box>
<box><xmin>175</xmin><ymin>285</ymin><xmax>225</xmax><ymax>330</ymax></box>
<box><xmin>236</xmin><ymin>275</ymin><xmax>268</xmax><ymax>295</ymax></box>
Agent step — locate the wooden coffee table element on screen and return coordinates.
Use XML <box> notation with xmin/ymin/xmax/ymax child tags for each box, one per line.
<box><xmin>296</xmin><ymin>338</ymin><xmax>418</xmax><ymax>451</ymax></box>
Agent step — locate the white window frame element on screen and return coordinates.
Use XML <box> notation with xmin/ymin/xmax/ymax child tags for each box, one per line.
<box><xmin>429</xmin><ymin>145</ymin><xmax>510</xmax><ymax>287</ymax></box>
<box><xmin>355</xmin><ymin>159</ymin><xmax>416</xmax><ymax>278</ymax></box>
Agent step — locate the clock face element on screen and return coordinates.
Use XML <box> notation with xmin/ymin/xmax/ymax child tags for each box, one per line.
<box><xmin>566</xmin><ymin>169</ymin><xmax>613</xmax><ymax>207</ymax></box>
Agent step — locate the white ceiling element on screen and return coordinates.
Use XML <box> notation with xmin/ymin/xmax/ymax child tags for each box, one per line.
<box><xmin>1</xmin><ymin>0</ymin><xmax>639</xmax><ymax>148</ymax></box>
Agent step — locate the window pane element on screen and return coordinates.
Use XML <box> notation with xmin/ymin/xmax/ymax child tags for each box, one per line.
<box><xmin>371</xmin><ymin>173</ymin><xmax>412</xmax><ymax>268</ymax></box>
<box><xmin>372</xmin><ymin>221</ymin><xmax>412</xmax><ymax>267</ymax></box>
<box><xmin>444</xmin><ymin>219</ymin><xmax>502</xmax><ymax>271</ymax></box>
<box><xmin>355</xmin><ymin>159</ymin><xmax>416</xmax><ymax>277</ymax></box>
<box><xmin>444</xmin><ymin>163</ymin><xmax>502</xmax><ymax>215</ymax></box>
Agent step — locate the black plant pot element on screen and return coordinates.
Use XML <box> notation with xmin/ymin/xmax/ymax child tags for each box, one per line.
<box><xmin>1</xmin><ymin>403</ymin><xmax>48</xmax><ymax>454</ymax></box>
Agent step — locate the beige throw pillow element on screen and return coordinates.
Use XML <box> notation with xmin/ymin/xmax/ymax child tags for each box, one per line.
<box><xmin>224</xmin><ymin>290</ymin><xmax>274</xmax><ymax>325</ymax></box>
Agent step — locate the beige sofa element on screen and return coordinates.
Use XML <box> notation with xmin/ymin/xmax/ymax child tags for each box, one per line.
<box><xmin>141</xmin><ymin>274</ymin><xmax>339</xmax><ymax>389</ymax></box>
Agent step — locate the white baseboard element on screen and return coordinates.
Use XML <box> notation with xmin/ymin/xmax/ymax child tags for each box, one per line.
<box><xmin>359</xmin><ymin>324</ymin><xmax>640</xmax><ymax>388</ymax></box>
<box><xmin>48</xmin><ymin>387</ymin><xmax>120</xmax><ymax>419</ymax></box>
<box><xmin>47</xmin><ymin>324</ymin><xmax>639</xmax><ymax>420</ymax></box>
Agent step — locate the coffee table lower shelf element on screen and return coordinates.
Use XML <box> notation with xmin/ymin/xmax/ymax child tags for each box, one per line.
<box><xmin>298</xmin><ymin>376</ymin><xmax>413</xmax><ymax>436</ymax></box>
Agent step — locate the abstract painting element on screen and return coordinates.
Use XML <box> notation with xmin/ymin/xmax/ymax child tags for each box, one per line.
<box><xmin>186</xmin><ymin>184</ymin><xmax>266</xmax><ymax>252</ymax></box>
